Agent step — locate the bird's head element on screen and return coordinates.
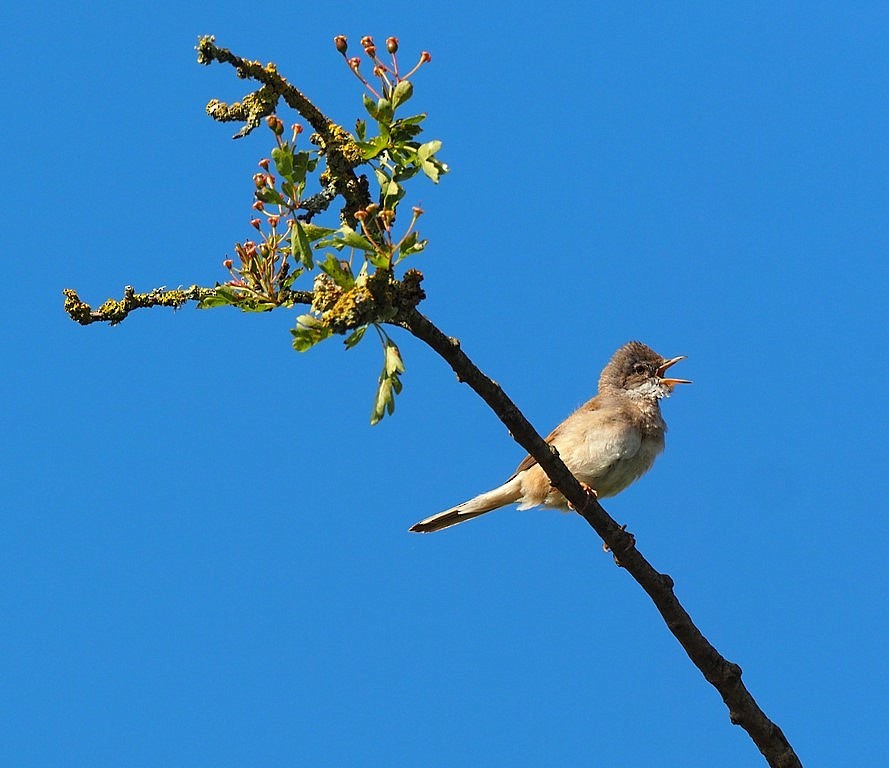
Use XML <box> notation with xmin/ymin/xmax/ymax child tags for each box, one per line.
<box><xmin>599</xmin><ymin>341</ymin><xmax>692</xmax><ymax>400</ymax></box>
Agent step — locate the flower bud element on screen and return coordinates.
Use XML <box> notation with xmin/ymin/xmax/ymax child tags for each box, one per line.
<box><xmin>348</xmin><ymin>57</ymin><xmax>361</xmax><ymax>70</ymax></box>
<box><xmin>258</xmin><ymin>158</ymin><xmax>270</xmax><ymax>170</ymax></box>
<box><xmin>267</xmin><ymin>215</ymin><xmax>280</xmax><ymax>229</ymax></box>
<box><xmin>354</xmin><ymin>209</ymin><xmax>367</xmax><ymax>221</ymax></box>
<box><xmin>334</xmin><ymin>35</ymin><xmax>348</xmax><ymax>54</ymax></box>
<box><xmin>412</xmin><ymin>206</ymin><xmax>424</xmax><ymax>217</ymax></box>
<box><xmin>253</xmin><ymin>172</ymin><xmax>266</xmax><ymax>188</ymax></box>
<box><xmin>223</xmin><ymin>258</ymin><xmax>233</xmax><ymax>269</ymax></box>
<box><xmin>292</xmin><ymin>123</ymin><xmax>303</xmax><ymax>135</ymax></box>
<box><xmin>386</xmin><ymin>37</ymin><xmax>399</xmax><ymax>54</ymax></box>
<box><xmin>252</xmin><ymin>200</ymin><xmax>265</xmax><ymax>211</ymax></box>
<box><xmin>364</xmin><ymin>45</ymin><xmax>376</xmax><ymax>58</ymax></box>
<box><xmin>360</xmin><ymin>36</ymin><xmax>374</xmax><ymax>48</ymax></box>
<box><xmin>251</xmin><ymin>218</ymin><xmax>262</xmax><ymax>230</ymax></box>
<box><xmin>420</xmin><ymin>51</ymin><xmax>432</xmax><ymax>63</ymax></box>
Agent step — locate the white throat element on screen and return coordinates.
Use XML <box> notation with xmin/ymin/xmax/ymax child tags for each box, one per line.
<box><xmin>626</xmin><ymin>380</ymin><xmax>672</xmax><ymax>401</ymax></box>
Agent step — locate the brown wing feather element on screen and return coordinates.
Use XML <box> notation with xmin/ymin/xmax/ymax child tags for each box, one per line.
<box><xmin>507</xmin><ymin>397</ymin><xmax>601</xmax><ymax>479</ymax></box>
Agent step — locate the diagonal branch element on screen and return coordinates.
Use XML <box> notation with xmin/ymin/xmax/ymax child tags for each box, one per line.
<box><xmin>63</xmin><ymin>40</ymin><xmax>802</xmax><ymax>767</ymax></box>
<box><xmin>398</xmin><ymin>307</ymin><xmax>803</xmax><ymax>768</ymax></box>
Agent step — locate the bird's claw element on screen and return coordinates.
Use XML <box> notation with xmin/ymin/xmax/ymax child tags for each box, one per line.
<box><xmin>567</xmin><ymin>482</ymin><xmax>598</xmax><ymax>510</ymax></box>
<box><xmin>602</xmin><ymin>524</ymin><xmax>636</xmax><ymax>565</ymax></box>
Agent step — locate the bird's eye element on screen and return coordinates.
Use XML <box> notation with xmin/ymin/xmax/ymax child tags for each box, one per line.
<box><xmin>633</xmin><ymin>362</ymin><xmax>647</xmax><ymax>375</ymax></box>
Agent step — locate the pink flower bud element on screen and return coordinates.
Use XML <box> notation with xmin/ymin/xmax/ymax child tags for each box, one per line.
<box><xmin>267</xmin><ymin>215</ymin><xmax>280</xmax><ymax>228</ymax></box>
<box><xmin>258</xmin><ymin>158</ymin><xmax>270</xmax><ymax>170</ymax></box>
<box><xmin>348</xmin><ymin>57</ymin><xmax>361</xmax><ymax>69</ymax></box>
<box><xmin>420</xmin><ymin>51</ymin><xmax>432</xmax><ymax>63</ymax></box>
<box><xmin>252</xmin><ymin>200</ymin><xmax>265</xmax><ymax>211</ymax></box>
<box><xmin>251</xmin><ymin>218</ymin><xmax>262</xmax><ymax>230</ymax></box>
<box><xmin>223</xmin><ymin>258</ymin><xmax>234</xmax><ymax>269</ymax></box>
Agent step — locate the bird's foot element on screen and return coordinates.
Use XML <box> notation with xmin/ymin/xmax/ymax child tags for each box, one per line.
<box><xmin>567</xmin><ymin>482</ymin><xmax>598</xmax><ymax>510</ymax></box>
<box><xmin>602</xmin><ymin>524</ymin><xmax>636</xmax><ymax>562</ymax></box>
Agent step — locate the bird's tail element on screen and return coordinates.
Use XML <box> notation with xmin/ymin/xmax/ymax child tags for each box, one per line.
<box><xmin>409</xmin><ymin>476</ymin><xmax>523</xmax><ymax>533</ymax></box>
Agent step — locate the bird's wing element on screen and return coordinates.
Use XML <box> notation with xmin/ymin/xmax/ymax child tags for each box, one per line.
<box><xmin>509</xmin><ymin>423</ymin><xmax>563</xmax><ymax>478</ymax></box>
<box><xmin>508</xmin><ymin>398</ymin><xmax>640</xmax><ymax>481</ymax></box>
<box><xmin>508</xmin><ymin>396</ymin><xmax>607</xmax><ymax>478</ymax></box>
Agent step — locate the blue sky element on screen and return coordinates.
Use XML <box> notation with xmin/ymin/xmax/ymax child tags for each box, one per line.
<box><xmin>4</xmin><ymin>2</ymin><xmax>887</xmax><ymax>766</ymax></box>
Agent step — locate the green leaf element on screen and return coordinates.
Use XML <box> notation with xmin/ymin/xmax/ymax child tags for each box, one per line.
<box><xmin>370</xmin><ymin>337</ymin><xmax>406</xmax><ymax>425</ymax></box>
<box><xmin>300</xmin><ymin>223</ymin><xmax>336</xmax><ymax>242</ymax></box>
<box><xmin>376</xmin><ymin>98</ymin><xmax>394</xmax><ymax>126</ymax></box>
<box><xmin>398</xmin><ymin>231</ymin><xmax>427</xmax><ymax>259</ymax></box>
<box><xmin>198</xmin><ymin>284</ymin><xmax>240</xmax><ymax>309</ymax></box>
<box><xmin>291</xmin><ymin>314</ymin><xmax>331</xmax><ymax>352</ymax></box>
<box><xmin>343</xmin><ymin>324</ymin><xmax>368</xmax><ymax>349</ymax></box>
<box><xmin>391</xmin><ymin>79</ymin><xmax>413</xmax><ymax>109</ymax></box>
<box><xmin>292</xmin><ymin>219</ymin><xmax>314</xmax><ymax>269</ymax></box>
<box><xmin>363</xmin><ymin>93</ymin><xmax>378</xmax><ymax>120</ymax></box>
<box><xmin>357</xmin><ymin>134</ymin><xmax>388</xmax><ymax>161</ymax></box>
<box><xmin>370</xmin><ymin>375</ymin><xmax>392</xmax><ymax>425</ymax></box>
<box><xmin>390</xmin><ymin>122</ymin><xmax>423</xmax><ymax>142</ymax></box>
<box><xmin>319</xmin><ymin>226</ymin><xmax>376</xmax><ymax>253</ymax></box>
<box><xmin>417</xmin><ymin>140</ymin><xmax>442</xmax><ymax>162</ymax></box>
<box><xmin>319</xmin><ymin>253</ymin><xmax>355</xmax><ymax>288</ymax></box>
<box><xmin>381</xmin><ymin>179</ymin><xmax>402</xmax><ymax>199</ymax></box>
<box><xmin>292</xmin><ymin>151</ymin><xmax>312</xmax><ymax>185</ymax></box>
<box><xmin>238</xmin><ymin>300</ymin><xmax>277</xmax><ymax>313</ymax></box>
<box><xmin>272</xmin><ymin>146</ymin><xmax>294</xmax><ymax>181</ymax></box>
<box><xmin>255</xmin><ymin>187</ymin><xmax>286</xmax><ymax>206</ymax></box>
<box><xmin>396</xmin><ymin>113</ymin><xmax>426</xmax><ymax>126</ymax></box>
<box><xmin>355</xmin><ymin>119</ymin><xmax>367</xmax><ymax>141</ymax></box>
<box><xmin>421</xmin><ymin>160</ymin><xmax>440</xmax><ymax>182</ymax></box>
<box><xmin>384</xmin><ymin>339</ymin><xmax>405</xmax><ymax>375</ymax></box>
<box><xmin>367</xmin><ymin>250</ymin><xmax>392</xmax><ymax>269</ymax></box>
<box><xmin>393</xmin><ymin>165</ymin><xmax>421</xmax><ymax>182</ymax></box>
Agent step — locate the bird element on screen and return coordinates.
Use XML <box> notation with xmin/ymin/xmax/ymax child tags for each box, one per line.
<box><xmin>409</xmin><ymin>341</ymin><xmax>691</xmax><ymax>533</ymax></box>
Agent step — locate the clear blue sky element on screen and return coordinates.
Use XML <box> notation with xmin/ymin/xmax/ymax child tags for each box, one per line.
<box><xmin>4</xmin><ymin>2</ymin><xmax>887</xmax><ymax>766</ymax></box>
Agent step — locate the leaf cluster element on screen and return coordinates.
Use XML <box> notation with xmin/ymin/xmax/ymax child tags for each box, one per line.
<box><xmin>198</xmin><ymin>41</ymin><xmax>446</xmax><ymax>423</ymax></box>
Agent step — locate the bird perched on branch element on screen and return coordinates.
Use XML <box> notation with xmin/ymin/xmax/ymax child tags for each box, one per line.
<box><xmin>409</xmin><ymin>341</ymin><xmax>691</xmax><ymax>533</ymax></box>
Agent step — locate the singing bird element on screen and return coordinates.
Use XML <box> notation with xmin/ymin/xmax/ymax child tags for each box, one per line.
<box><xmin>409</xmin><ymin>341</ymin><xmax>691</xmax><ymax>533</ymax></box>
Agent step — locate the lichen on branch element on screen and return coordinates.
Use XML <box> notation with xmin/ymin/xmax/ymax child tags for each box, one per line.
<box><xmin>62</xmin><ymin>285</ymin><xmax>219</xmax><ymax>326</ymax></box>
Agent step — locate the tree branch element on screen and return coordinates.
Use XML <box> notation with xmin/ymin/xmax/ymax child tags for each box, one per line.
<box><xmin>62</xmin><ymin>285</ymin><xmax>314</xmax><ymax>325</ymax></box>
<box><xmin>398</xmin><ymin>307</ymin><xmax>803</xmax><ymax>768</ymax></box>
<box><xmin>196</xmin><ymin>36</ymin><xmax>371</xmax><ymax>225</ymax></box>
<box><xmin>63</xmin><ymin>39</ymin><xmax>803</xmax><ymax>767</ymax></box>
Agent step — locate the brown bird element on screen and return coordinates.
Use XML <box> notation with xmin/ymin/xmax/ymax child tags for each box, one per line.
<box><xmin>409</xmin><ymin>341</ymin><xmax>691</xmax><ymax>533</ymax></box>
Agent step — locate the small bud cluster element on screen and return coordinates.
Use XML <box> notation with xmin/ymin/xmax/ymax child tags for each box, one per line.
<box><xmin>332</xmin><ymin>34</ymin><xmax>432</xmax><ymax>100</ymax></box>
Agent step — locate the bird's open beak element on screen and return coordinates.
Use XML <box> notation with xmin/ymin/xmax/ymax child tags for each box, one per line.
<box><xmin>657</xmin><ymin>355</ymin><xmax>692</xmax><ymax>387</ymax></box>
